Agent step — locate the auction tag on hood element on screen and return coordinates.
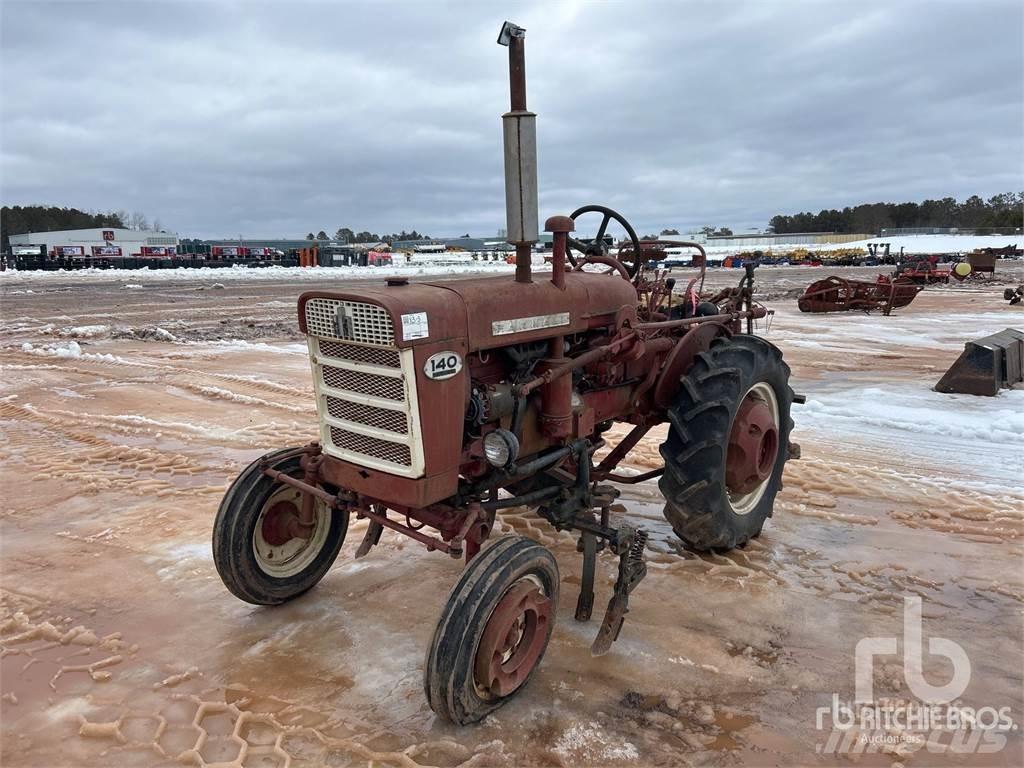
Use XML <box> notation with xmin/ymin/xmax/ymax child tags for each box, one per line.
<box><xmin>401</xmin><ymin>312</ymin><xmax>429</xmax><ymax>340</ymax></box>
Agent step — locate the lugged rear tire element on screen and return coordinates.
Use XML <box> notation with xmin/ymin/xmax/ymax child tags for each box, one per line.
<box><xmin>659</xmin><ymin>335</ymin><xmax>794</xmax><ymax>551</ymax></box>
<box><xmin>213</xmin><ymin>448</ymin><xmax>349</xmax><ymax>605</ymax></box>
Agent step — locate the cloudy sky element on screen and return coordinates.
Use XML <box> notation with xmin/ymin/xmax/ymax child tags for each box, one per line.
<box><xmin>2</xmin><ymin>0</ymin><xmax>1021</xmax><ymax>239</ymax></box>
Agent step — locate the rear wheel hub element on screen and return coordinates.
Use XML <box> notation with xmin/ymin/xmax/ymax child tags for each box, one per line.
<box><xmin>726</xmin><ymin>383</ymin><xmax>780</xmax><ymax>512</ymax></box>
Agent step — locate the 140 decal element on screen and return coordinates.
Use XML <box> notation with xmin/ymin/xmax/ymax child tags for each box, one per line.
<box><xmin>424</xmin><ymin>351</ymin><xmax>463</xmax><ymax>380</ymax></box>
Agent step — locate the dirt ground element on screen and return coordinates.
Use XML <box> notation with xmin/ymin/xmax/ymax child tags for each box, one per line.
<box><xmin>1</xmin><ymin>264</ymin><xmax>1022</xmax><ymax>768</ymax></box>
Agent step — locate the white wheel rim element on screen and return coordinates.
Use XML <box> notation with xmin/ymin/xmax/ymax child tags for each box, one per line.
<box><xmin>252</xmin><ymin>485</ymin><xmax>331</xmax><ymax>577</ymax></box>
<box><xmin>726</xmin><ymin>381</ymin><xmax>779</xmax><ymax>516</ymax></box>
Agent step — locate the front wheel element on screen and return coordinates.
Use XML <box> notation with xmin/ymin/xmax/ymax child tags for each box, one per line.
<box><xmin>424</xmin><ymin>536</ymin><xmax>559</xmax><ymax>725</ymax></box>
<box><xmin>659</xmin><ymin>335</ymin><xmax>794</xmax><ymax>551</ymax></box>
<box><xmin>213</xmin><ymin>448</ymin><xmax>349</xmax><ymax>605</ymax></box>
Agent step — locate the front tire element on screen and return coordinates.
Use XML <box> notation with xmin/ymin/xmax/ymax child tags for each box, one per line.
<box><xmin>659</xmin><ymin>335</ymin><xmax>794</xmax><ymax>551</ymax></box>
<box><xmin>213</xmin><ymin>448</ymin><xmax>349</xmax><ymax>605</ymax></box>
<box><xmin>424</xmin><ymin>536</ymin><xmax>559</xmax><ymax>725</ymax></box>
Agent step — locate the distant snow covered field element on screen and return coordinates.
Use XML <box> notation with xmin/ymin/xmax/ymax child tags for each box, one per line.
<box><xmin>1</xmin><ymin>235</ymin><xmax>1020</xmax><ymax>285</ymax></box>
<box><xmin>699</xmin><ymin>233</ymin><xmax>1024</xmax><ymax>257</ymax></box>
<box><xmin>0</xmin><ymin>260</ymin><xmax>527</xmax><ymax>285</ymax></box>
<box><xmin>813</xmin><ymin>233</ymin><xmax>1023</xmax><ymax>254</ymax></box>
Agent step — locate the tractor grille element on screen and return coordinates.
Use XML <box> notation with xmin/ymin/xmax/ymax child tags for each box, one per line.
<box><xmin>321</xmin><ymin>365</ymin><xmax>405</xmax><ymax>401</ymax></box>
<box><xmin>325</xmin><ymin>396</ymin><xmax>409</xmax><ymax>434</ymax></box>
<box><xmin>305</xmin><ymin>297</ymin><xmax>395</xmax><ymax>345</ymax></box>
<box><xmin>305</xmin><ymin>301</ymin><xmax>423</xmax><ymax>477</ymax></box>
<box><xmin>329</xmin><ymin>427</ymin><xmax>412</xmax><ymax>466</ymax></box>
<box><xmin>318</xmin><ymin>339</ymin><xmax>400</xmax><ymax>368</ymax></box>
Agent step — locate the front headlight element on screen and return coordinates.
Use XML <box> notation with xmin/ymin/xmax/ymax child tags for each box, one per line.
<box><xmin>483</xmin><ymin>429</ymin><xmax>519</xmax><ymax>468</ymax></box>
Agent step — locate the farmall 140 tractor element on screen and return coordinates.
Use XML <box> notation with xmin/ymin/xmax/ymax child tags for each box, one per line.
<box><xmin>213</xmin><ymin>22</ymin><xmax>798</xmax><ymax>724</ymax></box>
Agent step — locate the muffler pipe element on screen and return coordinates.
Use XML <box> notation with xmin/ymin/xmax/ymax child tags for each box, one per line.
<box><xmin>498</xmin><ymin>21</ymin><xmax>538</xmax><ymax>283</ymax></box>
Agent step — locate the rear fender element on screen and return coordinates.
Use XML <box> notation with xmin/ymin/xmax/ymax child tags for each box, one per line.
<box><xmin>652</xmin><ymin>323</ymin><xmax>732</xmax><ymax>410</ymax></box>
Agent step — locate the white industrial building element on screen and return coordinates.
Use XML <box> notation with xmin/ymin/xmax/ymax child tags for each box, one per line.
<box><xmin>9</xmin><ymin>228</ymin><xmax>178</xmax><ymax>256</ymax></box>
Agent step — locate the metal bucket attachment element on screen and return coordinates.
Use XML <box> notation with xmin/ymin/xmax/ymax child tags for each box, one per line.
<box><xmin>934</xmin><ymin>328</ymin><xmax>1024</xmax><ymax>396</ymax></box>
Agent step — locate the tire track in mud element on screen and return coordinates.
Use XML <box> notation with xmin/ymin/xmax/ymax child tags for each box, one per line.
<box><xmin>607</xmin><ymin>420</ymin><xmax>1023</xmax><ymax>543</ymax></box>
<box><xmin>782</xmin><ymin>456</ymin><xmax>1024</xmax><ymax>541</ymax></box>
<box><xmin>0</xmin><ymin>589</ymin><xmax>515</xmax><ymax>768</ymax></box>
<box><xmin>2</xmin><ymin>347</ymin><xmax>313</xmax><ymax>401</ymax></box>
<box><xmin>1</xmin><ymin>397</ymin><xmax>314</xmax><ymax>453</ymax></box>
<box><xmin>0</xmin><ymin>405</ymin><xmax>247</xmax><ymax>503</ymax></box>
<box><xmin>8</xmin><ymin>336</ymin><xmax>314</xmax><ymax>460</ymax></box>
<box><xmin>498</xmin><ymin>456</ymin><xmax>1015</xmax><ymax>615</ymax></box>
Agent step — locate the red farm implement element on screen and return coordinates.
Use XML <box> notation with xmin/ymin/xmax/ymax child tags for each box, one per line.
<box><xmin>797</xmin><ymin>275</ymin><xmax>922</xmax><ymax>315</ymax></box>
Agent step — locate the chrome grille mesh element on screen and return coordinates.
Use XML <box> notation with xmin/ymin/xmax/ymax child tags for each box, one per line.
<box><xmin>325</xmin><ymin>396</ymin><xmax>408</xmax><ymax>434</ymax></box>
<box><xmin>321</xmin><ymin>365</ymin><xmax>405</xmax><ymax>401</ymax></box>
<box><xmin>318</xmin><ymin>339</ymin><xmax>400</xmax><ymax>368</ymax></box>
<box><xmin>305</xmin><ymin>298</ymin><xmax>395</xmax><ymax>345</ymax></box>
<box><xmin>329</xmin><ymin>427</ymin><xmax>412</xmax><ymax>466</ymax></box>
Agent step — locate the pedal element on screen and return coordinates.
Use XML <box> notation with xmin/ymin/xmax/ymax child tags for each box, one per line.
<box><xmin>591</xmin><ymin>525</ymin><xmax>648</xmax><ymax>656</ymax></box>
<box><xmin>354</xmin><ymin>519</ymin><xmax>384</xmax><ymax>558</ymax></box>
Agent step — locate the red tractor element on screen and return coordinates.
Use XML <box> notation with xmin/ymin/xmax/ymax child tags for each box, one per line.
<box><xmin>213</xmin><ymin>22</ymin><xmax>798</xmax><ymax>724</ymax></box>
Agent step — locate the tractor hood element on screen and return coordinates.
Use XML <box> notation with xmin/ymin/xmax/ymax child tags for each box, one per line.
<box><xmin>298</xmin><ymin>272</ymin><xmax>637</xmax><ymax>351</ymax></box>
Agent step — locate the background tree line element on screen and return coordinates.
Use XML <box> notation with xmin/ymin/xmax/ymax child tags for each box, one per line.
<box><xmin>1</xmin><ymin>205</ymin><xmax>164</xmax><ymax>248</ymax></box>
<box><xmin>305</xmin><ymin>227</ymin><xmax>432</xmax><ymax>244</ymax></box>
<box><xmin>768</xmin><ymin>192</ymin><xmax>1022</xmax><ymax>235</ymax></box>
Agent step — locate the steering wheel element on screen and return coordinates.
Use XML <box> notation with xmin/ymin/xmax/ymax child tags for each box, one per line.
<box><xmin>566</xmin><ymin>204</ymin><xmax>643</xmax><ymax>279</ymax></box>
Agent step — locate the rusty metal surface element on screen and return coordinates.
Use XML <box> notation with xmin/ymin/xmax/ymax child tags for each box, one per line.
<box><xmin>261</xmin><ymin>501</ymin><xmax>304</xmax><ymax>546</ymax></box>
<box><xmin>297</xmin><ymin>284</ymin><xmax>467</xmax><ymax>345</ymax></box>
<box><xmin>652</xmin><ymin>323</ymin><xmax>727</xmax><ymax>409</ymax></box>
<box><xmin>797</xmin><ymin>275</ymin><xmax>922</xmax><ymax>314</ymax></box>
<box><xmin>421</xmin><ymin>272</ymin><xmax>637</xmax><ymax>351</ymax></box>
<box><xmin>966</xmin><ymin>251</ymin><xmax>997</xmax><ymax>273</ymax></box>
<box><xmin>726</xmin><ymin>395</ymin><xmax>780</xmax><ymax>495</ymax></box>
<box><xmin>474</xmin><ymin>579</ymin><xmax>552</xmax><ymax>698</ymax></box>
<box><xmin>935</xmin><ymin>328</ymin><xmax>1024</xmax><ymax>396</ymax></box>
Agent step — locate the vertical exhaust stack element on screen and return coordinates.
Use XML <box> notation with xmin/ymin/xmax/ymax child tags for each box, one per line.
<box><xmin>497</xmin><ymin>21</ymin><xmax>538</xmax><ymax>283</ymax></box>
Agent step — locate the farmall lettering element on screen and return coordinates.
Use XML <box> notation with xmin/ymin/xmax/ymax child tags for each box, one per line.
<box><xmin>213</xmin><ymin>20</ymin><xmax>799</xmax><ymax>726</ymax></box>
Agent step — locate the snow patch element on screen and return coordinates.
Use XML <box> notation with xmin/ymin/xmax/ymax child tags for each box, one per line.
<box><xmin>799</xmin><ymin>385</ymin><xmax>1024</xmax><ymax>446</ymax></box>
<box><xmin>196</xmin><ymin>339</ymin><xmax>308</xmax><ymax>355</ymax></box>
<box><xmin>61</xmin><ymin>325</ymin><xmax>110</xmax><ymax>338</ymax></box>
<box><xmin>553</xmin><ymin>722</ymin><xmax>639</xmax><ymax>762</ymax></box>
<box><xmin>151</xmin><ymin>327</ymin><xmax>178</xmax><ymax>342</ymax></box>
<box><xmin>19</xmin><ymin>340</ymin><xmax>118</xmax><ymax>363</ymax></box>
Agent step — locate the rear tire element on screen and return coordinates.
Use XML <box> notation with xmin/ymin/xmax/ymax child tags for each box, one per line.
<box><xmin>424</xmin><ymin>536</ymin><xmax>559</xmax><ymax>725</ymax></box>
<box><xmin>659</xmin><ymin>335</ymin><xmax>794</xmax><ymax>551</ymax></box>
<box><xmin>213</xmin><ymin>448</ymin><xmax>349</xmax><ymax>605</ymax></box>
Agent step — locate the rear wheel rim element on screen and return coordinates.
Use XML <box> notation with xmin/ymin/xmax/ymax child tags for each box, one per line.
<box><xmin>252</xmin><ymin>485</ymin><xmax>330</xmax><ymax>577</ymax></box>
<box><xmin>473</xmin><ymin>575</ymin><xmax>551</xmax><ymax>700</ymax></box>
<box><xmin>725</xmin><ymin>381</ymin><xmax>780</xmax><ymax>515</ymax></box>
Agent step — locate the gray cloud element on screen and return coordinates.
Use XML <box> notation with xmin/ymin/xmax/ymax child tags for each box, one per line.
<box><xmin>2</xmin><ymin>0</ymin><xmax>1021</xmax><ymax>239</ymax></box>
